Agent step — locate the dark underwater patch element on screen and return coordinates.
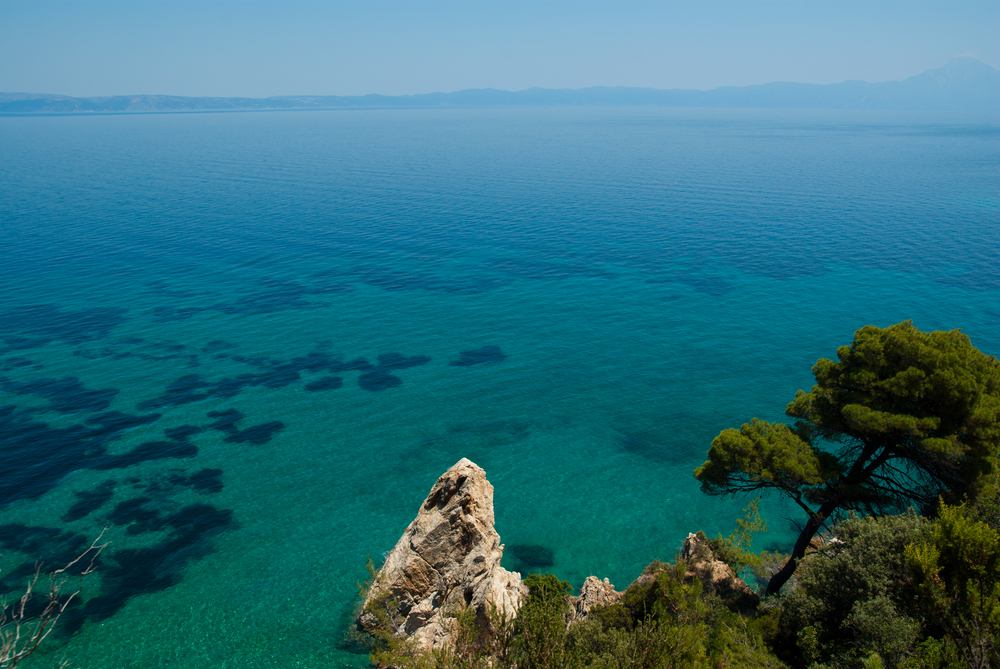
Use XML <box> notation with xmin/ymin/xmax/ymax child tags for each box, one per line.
<box><xmin>0</xmin><ymin>468</ymin><xmax>235</xmax><ymax>632</ymax></box>
<box><xmin>253</xmin><ymin>366</ymin><xmax>301</xmax><ymax>388</ymax></box>
<box><xmin>331</xmin><ymin>266</ymin><xmax>502</xmax><ymax>294</ymax></box>
<box><xmin>136</xmin><ymin>374</ymin><xmax>213</xmax><ymax>410</ymax></box>
<box><xmin>145</xmin><ymin>280</ymin><xmax>199</xmax><ymax>299</ymax></box>
<box><xmin>377</xmin><ymin>353</ymin><xmax>431</xmax><ymax>370</ymax></box>
<box><xmin>129</xmin><ymin>342</ymin><xmax>429</xmax><ymax>407</ymax></box>
<box><xmin>63</xmin><ymin>480</ymin><xmax>117</xmax><ymax>522</ymax></box>
<box><xmin>172</xmin><ymin>468</ymin><xmax>224</xmax><ymax>494</ymax></box>
<box><xmin>0</xmin><ymin>524</ymin><xmax>91</xmax><ymax>571</ymax></box>
<box><xmin>109</xmin><ymin>497</ymin><xmax>233</xmax><ymax>535</ymax></box>
<box><xmin>342</xmin><ymin>268</ymin><xmax>457</xmax><ymax>292</ymax></box>
<box><xmin>86</xmin><ymin>411</ymin><xmax>161</xmax><ymax>436</ymax></box>
<box><xmin>109</xmin><ymin>497</ymin><xmax>165</xmax><ymax>534</ymax></box>
<box><xmin>151</xmin><ymin>341</ymin><xmax>187</xmax><ymax>353</ymax></box>
<box><xmin>0</xmin><ymin>525</ymin><xmax>95</xmax><ymax>593</ymax></box>
<box><xmin>164</xmin><ymin>424</ymin><xmax>204</xmax><ymax>440</ymax></box>
<box><xmin>732</xmin><ymin>254</ymin><xmax>828</xmax><ymax>281</ymax></box>
<box><xmin>136</xmin><ymin>351</ymin><xmax>378</xmax><ymax>406</ymax></box>
<box><xmin>223</xmin><ymin>421</ymin><xmax>285</xmax><ymax>445</ymax></box>
<box><xmin>682</xmin><ymin>275</ymin><xmax>733</xmax><ymax>296</ymax></box>
<box><xmin>0</xmin><ymin>304</ymin><xmax>128</xmax><ymax>347</ymax></box>
<box><xmin>0</xmin><ymin>404</ymin><xmax>106</xmax><ymax>506</ymax></box>
<box><xmin>206</xmin><ymin>409</ymin><xmax>284</xmax><ymax>445</ymax></box>
<box><xmin>1</xmin><ymin>376</ymin><xmax>119</xmax><ymax>414</ymax></box>
<box><xmin>151</xmin><ymin>306</ymin><xmax>204</xmax><ymax>323</ymax></box>
<box><xmin>509</xmin><ymin>544</ymin><xmax>555</xmax><ymax>569</ymax></box>
<box><xmin>73</xmin><ymin>338</ymin><xmax>198</xmax><ymax>365</ymax></box>
<box><xmin>1</xmin><ymin>357</ymin><xmax>35</xmax><ymax>371</ymax></box>
<box><xmin>206</xmin><ymin>409</ymin><xmax>244</xmax><ymax>433</ymax></box>
<box><xmin>614</xmin><ymin>428</ymin><xmax>686</xmax><ymax>464</ymax></box>
<box><xmin>209</xmin><ymin>374</ymin><xmax>258</xmax><ymax>399</ymax></box>
<box><xmin>212</xmin><ymin>278</ymin><xmax>348</xmax><ymax>315</ymax></box>
<box><xmin>75</xmin><ymin>502</ymin><xmax>234</xmax><ymax>629</ymax></box>
<box><xmin>93</xmin><ymin>439</ymin><xmax>198</xmax><ymax>470</ymax></box>
<box><xmin>149</xmin><ymin>277</ymin><xmax>352</xmax><ymax>325</ymax></box>
<box><xmin>0</xmin><ymin>396</ymin><xmax>210</xmax><ymax>507</ymax></box>
<box><xmin>202</xmin><ymin>340</ymin><xmax>236</xmax><ymax>352</ymax></box>
<box><xmin>166</xmin><ymin>503</ymin><xmax>233</xmax><ymax>535</ymax></box>
<box><xmin>0</xmin><ymin>337</ymin><xmax>51</xmax><ymax>354</ymax></box>
<box><xmin>486</xmin><ymin>257</ymin><xmax>617</xmax><ymax>281</ymax></box>
<box><xmin>305</xmin><ymin>376</ymin><xmax>344</xmax><ymax>391</ymax></box>
<box><xmin>646</xmin><ymin>274</ymin><xmax>734</xmax><ymax>296</ymax></box>
<box><xmin>450</xmin><ymin>346</ymin><xmax>507</xmax><ymax>367</ymax></box>
<box><xmin>350</xmin><ymin>352</ymin><xmax>430</xmax><ymax>391</ymax></box>
<box><xmin>358</xmin><ymin>370</ymin><xmax>402</xmax><ymax>391</ymax></box>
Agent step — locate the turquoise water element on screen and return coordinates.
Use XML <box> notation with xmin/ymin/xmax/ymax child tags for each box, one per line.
<box><xmin>1</xmin><ymin>107</ymin><xmax>998</xmax><ymax>667</ymax></box>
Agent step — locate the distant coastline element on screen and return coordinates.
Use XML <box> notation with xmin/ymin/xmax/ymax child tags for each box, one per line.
<box><xmin>2</xmin><ymin>57</ymin><xmax>997</xmax><ymax>115</ymax></box>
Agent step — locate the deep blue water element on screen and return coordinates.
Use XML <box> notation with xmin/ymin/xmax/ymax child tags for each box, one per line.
<box><xmin>0</xmin><ymin>107</ymin><xmax>998</xmax><ymax>668</ymax></box>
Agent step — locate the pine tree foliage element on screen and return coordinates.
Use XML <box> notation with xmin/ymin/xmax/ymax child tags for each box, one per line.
<box><xmin>695</xmin><ymin>321</ymin><xmax>1000</xmax><ymax>594</ymax></box>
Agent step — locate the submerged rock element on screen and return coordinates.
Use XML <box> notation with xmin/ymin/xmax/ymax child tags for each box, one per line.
<box><xmin>357</xmin><ymin>458</ymin><xmax>527</xmax><ymax>651</ymax></box>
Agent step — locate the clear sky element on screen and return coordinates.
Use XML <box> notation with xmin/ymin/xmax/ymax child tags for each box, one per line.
<box><xmin>2</xmin><ymin>1</ymin><xmax>997</xmax><ymax>97</ymax></box>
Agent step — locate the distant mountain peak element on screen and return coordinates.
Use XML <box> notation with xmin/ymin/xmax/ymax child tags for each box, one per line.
<box><xmin>900</xmin><ymin>57</ymin><xmax>1000</xmax><ymax>100</ymax></box>
<box><xmin>917</xmin><ymin>57</ymin><xmax>992</xmax><ymax>81</ymax></box>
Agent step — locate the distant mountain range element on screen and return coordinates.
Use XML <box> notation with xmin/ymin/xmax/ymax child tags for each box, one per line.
<box><xmin>2</xmin><ymin>58</ymin><xmax>997</xmax><ymax>114</ymax></box>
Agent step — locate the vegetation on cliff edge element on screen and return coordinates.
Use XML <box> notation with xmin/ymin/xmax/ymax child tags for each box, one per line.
<box><xmin>358</xmin><ymin>322</ymin><xmax>1000</xmax><ymax>668</ymax></box>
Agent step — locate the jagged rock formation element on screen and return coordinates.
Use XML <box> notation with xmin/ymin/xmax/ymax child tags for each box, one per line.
<box><xmin>357</xmin><ymin>458</ymin><xmax>527</xmax><ymax>650</ymax></box>
<box><xmin>570</xmin><ymin>576</ymin><xmax>622</xmax><ymax>621</ymax></box>
<box><xmin>680</xmin><ymin>532</ymin><xmax>758</xmax><ymax>606</ymax></box>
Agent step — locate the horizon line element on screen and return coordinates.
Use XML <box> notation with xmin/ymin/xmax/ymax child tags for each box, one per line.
<box><xmin>3</xmin><ymin>56</ymin><xmax>995</xmax><ymax>101</ymax></box>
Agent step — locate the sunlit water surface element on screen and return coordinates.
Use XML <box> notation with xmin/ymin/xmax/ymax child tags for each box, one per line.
<box><xmin>0</xmin><ymin>107</ymin><xmax>998</xmax><ymax>667</ymax></box>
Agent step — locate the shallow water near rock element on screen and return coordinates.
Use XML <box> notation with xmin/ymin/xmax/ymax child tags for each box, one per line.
<box><xmin>0</xmin><ymin>107</ymin><xmax>998</xmax><ymax>667</ymax></box>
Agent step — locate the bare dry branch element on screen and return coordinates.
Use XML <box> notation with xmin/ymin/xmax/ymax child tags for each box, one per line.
<box><xmin>1</xmin><ymin>529</ymin><xmax>108</xmax><ymax>669</ymax></box>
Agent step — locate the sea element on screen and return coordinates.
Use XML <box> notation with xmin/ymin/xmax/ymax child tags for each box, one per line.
<box><xmin>0</xmin><ymin>106</ymin><xmax>997</xmax><ymax>668</ymax></box>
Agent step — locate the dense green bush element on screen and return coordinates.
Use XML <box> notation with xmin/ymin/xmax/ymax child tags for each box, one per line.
<box><xmin>574</xmin><ymin>561</ymin><xmax>785</xmax><ymax>668</ymax></box>
<box><xmin>773</xmin><ymin>512</ymin><xmax>926</xmax><ymax>668</ymax></box>
<box><xmin>514</xmin><ymin>574</ymin><xmax>573</xmax><ymax>669</ymax></box>
<box><xmin>589</xmin><ymin>560</ymin><xmax>706</xmax><ymax>631</ymax></box>
<box><xmin>906</xmin><ymin>503</ymin><xmax>1000</xmax><ymax>669</ymax></box>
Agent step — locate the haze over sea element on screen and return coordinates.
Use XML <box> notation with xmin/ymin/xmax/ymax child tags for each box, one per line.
<box><xmin>1</xmin><ymin>106</ymin><xmax>998</xmax><ymax>667</ymax></box>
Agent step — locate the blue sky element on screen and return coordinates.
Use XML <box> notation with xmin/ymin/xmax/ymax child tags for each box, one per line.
<box><xmin>2</xmin><ymin>1</ymin><xmax>997</xmax><ymax>97</ymax></box>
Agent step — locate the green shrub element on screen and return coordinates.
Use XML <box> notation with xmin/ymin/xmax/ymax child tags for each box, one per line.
<box><xmin>592</xmin><ymin>560</ymin><xmax>705</xmax><ymax>630</ymax></box>
<box><xmin>513</xmin><ymin>573</ymin><xmax>573</xmax><ymax>669</ymax></box>
<box><xmin>570</xmin><ymin>617</ymin><xmax>707</xmax><ymax>669</ymax></box>
<box><xmin>899</xmin><ymin>637</ymin><xmax>966</xmax><ymax>669</ymax></box>
<box><xmin>774</xmin><ymin>511</ymin><xmax>926</xmax><ymax>668</ymax></box>
<box><xmin>906</xmin><ymin>502</ymin><xmax>1000</xmax><ymax>669</ymax></box>
<box><xmin>523</xmin><ymin>573</ymin><xmax>573</xmax><ymax>607</ymax></box>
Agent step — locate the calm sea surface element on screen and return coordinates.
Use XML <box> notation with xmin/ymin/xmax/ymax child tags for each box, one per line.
<box><xmin>1</xmin><ymin>107</ymin><xmax>998</xmax><ymax>667</ymax></box>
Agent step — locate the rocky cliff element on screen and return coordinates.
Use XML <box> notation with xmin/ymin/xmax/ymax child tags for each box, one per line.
<box><xmin>357</xmin><ymin>460</ymin><xmax>758</xmax><ymax>653</ymax></box>
<box><xmin>680</xmin><ymin>532</ymin><xmax>759</xmax><ymax>608</ymax></box>
<box><xmin>357</xmin><ymin>458</ymin><xmax>527</xmax><ymax>650</ymax></box>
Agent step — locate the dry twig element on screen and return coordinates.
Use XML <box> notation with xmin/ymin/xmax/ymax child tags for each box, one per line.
<box><xmin>1</xmin><ymin>530</ymin><xmax>108</xmax><ymax>668</ymax></box>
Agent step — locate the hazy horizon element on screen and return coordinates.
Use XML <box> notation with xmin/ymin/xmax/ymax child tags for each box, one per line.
<box><xmin>2</xmin><ymin>1</ymin><xmax>997</xmax><ymax>98</ymax></box>
<box><xmin>2</xmin><ymin>56</ymin><xmax>995</xmax><ymax>101</ymax></box>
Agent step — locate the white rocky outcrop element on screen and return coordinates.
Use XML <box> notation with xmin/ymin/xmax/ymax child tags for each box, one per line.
<box><xmin>570</xmin><ymin>576</ymin><xmax>622</xmax><ymax>620</ymax></box>
<box><xmin>680</xmin><ymin>532</ymin><xmax>758</xmax><ymax>605</ymax></box>
<box><xmin>357</xmin><ymin>458</ymin><xmax>528</xmax><ymax>650</ymax></box>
